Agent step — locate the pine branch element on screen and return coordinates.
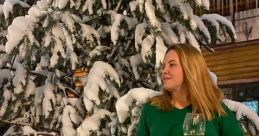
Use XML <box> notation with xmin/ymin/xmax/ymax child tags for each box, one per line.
<box><xmin>107</xmin><ymin>43</ymin><xmax>120</xmax><ymax>63</ymax></box>
<box><xmin>1</xmin><ymin>65</ymin><xmax>47</xmax><ymax>78</ymax></box>
<box><xmin>115</xmin><ymin>0</ymin><xmax>123</xmax><ymax>12</ymax></box>
<box><xmin>0</xmin><ymin>119</ymin><xmax>31</xmax><ymax>126</ymax></box>
<box><xmin>0</xmin><ymin>119</ymin><xmax>59</xmax><ymax>133</ymax></box>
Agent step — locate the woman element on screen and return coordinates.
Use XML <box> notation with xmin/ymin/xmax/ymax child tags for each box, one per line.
<box><xmin>136</xmin><ymin>44</ymin><xmax>244</xmax><ymax>136</ymax></box>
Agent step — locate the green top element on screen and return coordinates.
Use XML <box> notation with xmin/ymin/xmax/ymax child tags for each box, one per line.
<box><xmin>136</xmin><ymin>102</ymin><xmax>244</xmax><ymax>136</ymax></box>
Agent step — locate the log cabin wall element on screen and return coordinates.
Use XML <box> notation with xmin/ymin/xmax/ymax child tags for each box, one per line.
<box><xmin>202</xmin><ymin>40</ymin><xmax>259</xmax><ymax>86</ymax></box>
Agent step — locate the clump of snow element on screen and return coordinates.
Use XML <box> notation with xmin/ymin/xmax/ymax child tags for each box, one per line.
<box><xmin>5</xmin><ymin>16</ymin><xmax>34</xmax><ymax>54</ymax></box>
<box><xmin>145</xmin><ymin>0</ymin><xmax>161</xmax><ymax>30</ymax></box>
<box><xmin>141</xmin><ymin>35</ymin><xmax>155</xmax><ymax>63</ymax></box>
<box><xmin>135</xmin><ymin>23</ymin><xmax>148</xmax><ymax>52</ymax></box>
<box><xmin>83</xmin><ymin>61</ymin><xmax>120</xmax><ymax>111</ymax></box>
<box><xmin>77</xmin><ymin>109</ymin><xmax>111</xmax><ymax>136</ymax></box>
<box><xmin>111</xmin><ymin>14</ymin><xmax>124</xmax><ymax>45</ymax></box>
<box><xmin>209</xmin><ymin>14</ymin><xmax>237</xmax><ymax>39</ymax></box>
<box><xmin>22</xmin><ymin>126</ymin><xmax>37</xmax><ymax>136</ymax></box>
<box><xmin>13</xmin><ymin>61</ymin><xmax>27</xmax><ymax>94</ymax></box>
<box><xmin>3</xmin><ymin>0</ymin><xmax>30</xmax><ymax>19</ymax></box>
<box><xmin>116</xmin><ymin>88</ymin><xmax>159</xmax><ymax>123</ymax></box>
<box><xmin>155</xmin><ymin>36</ymin><xmax>167</xmax><ymax>69</ymax></box>
<box><xmin>130</xmin><ymin>54</ymin><xmax>142</xmax><ymax>80</ymax></box>
<box><xmin>0</xmin><ymin>89</ymin><xmax>11</xmax><ymax>116</ymax></box>
<box><xmin>223</xmin><ymin>99</ymin><xmax>259</xmax><ymax>133</ymax></box>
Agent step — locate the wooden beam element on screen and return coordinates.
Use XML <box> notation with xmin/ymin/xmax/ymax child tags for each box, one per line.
<box><xmin>218</xmin><ymin>78</ymin><xmax>259</xmax><ymax>85</ymax></box>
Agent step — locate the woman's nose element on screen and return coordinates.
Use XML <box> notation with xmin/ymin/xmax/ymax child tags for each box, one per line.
<box><xmin>162</xmin><ymin>66</ymin><xmax>168</xmax><ymax>74</ymax></box>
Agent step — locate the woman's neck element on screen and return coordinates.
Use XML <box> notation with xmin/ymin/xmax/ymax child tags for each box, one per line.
<box><xmin>171</xmin><ymin>86</ymin><xmax>190</xmax><ymax>109</ymax></box>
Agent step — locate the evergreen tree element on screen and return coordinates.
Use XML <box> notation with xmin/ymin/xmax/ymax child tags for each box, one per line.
<box><xmin>0</xmin><ymin>0</ymin><xmax>258</xmax><ymax>135</ymax></box>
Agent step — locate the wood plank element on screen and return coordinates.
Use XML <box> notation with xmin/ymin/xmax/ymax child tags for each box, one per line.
<box><xmin>206</xmin><ymin>54</ymin><xmax>259</xmax><ymax>66</ymax></box>
<box><xmin>203</xmin><ymin>44</ymin><xmax>259</xmax><ymax>57</ymax></box>
<box><xmin>212</xmin><ymin>66</ymin><xmax>259</xmax><ymax>76</ymax></box>
<box><xmin>204</xmin><ymin>48</ymin><xmax>259</xmax><ymax>62</ymax></box>
<box><xmin>208</xmin><ymin>59</ymin><xmax>259</xmax><ymax>71</ymax></box>
<box><xmin>218</xmin><ymin>71</ymin><xmax>259</xmax><ymax>81</ymax></box>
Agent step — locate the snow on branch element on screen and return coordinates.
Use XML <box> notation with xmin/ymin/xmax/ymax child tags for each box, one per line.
<box><xmin>116</xmin><ymin>88</ymin><xmax>159</xmax><ymax>123</ymax></box>
<box><xmin>141</xmin><ymin>34</ymin><xmax>155</xmax><ymax>63</ymax></box>
<box><xmin>208</xmin><ymin>14</ymin><xmax>237</xmax><ymax>39</ymax></box>
<box><xmin>191</xmin><ymin>15</ymin><xmax>211</xmax><ymax>44</ymax></box>
<box><xmin>83</xmin><ymin>61</ymin><xmax>120</xmax><ymax>111</ymax></box>
<box><xmin>223</xmin><ymin>99</ymin><xmax>259</xmax><ymax>134</ymax></box>
<box><xmin>3</xmin><ymin>0</ymin><xmax>30</xmax><ymax>19</ymax></box>
<box><xmin>77</xmin><ymin>109</ymin><xmax>111</xmax><ymax>136</ymax></box>
<box><xmin>145</xmin><ymin>0</ymin><xmax>161</xmax><ymax>30</ymax></box>
<box><xmin>161</xmin><ymin>22</ymin><xmax>179</xmax><ymax>45</ymax></box>
<box><xmin>5</xmin><ymin>16</ymin><xmax>34</xmax><ymax>54</ymax></box>
<box><xmin>62</xmin><ymin>105</ymin><xmax>83</xmax><ymax>136</ymax></box>
<box><xmin>135</xmin><ymin>23</ymin><xmax>148</xmax><ymax>52</ymax></box>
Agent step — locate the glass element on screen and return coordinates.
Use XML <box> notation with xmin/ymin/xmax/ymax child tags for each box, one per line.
<box><xmin>183</xmin><ymin>113</ymin><xmax>206</xmax><ymax>136</ymax></box>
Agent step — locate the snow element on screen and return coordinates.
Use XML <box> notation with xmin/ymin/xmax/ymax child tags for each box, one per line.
<box><xmin>43</xmin><ymin>82</ymin><xmax>56</xmax><ymax>119</ymax></box>
<box><xmin>195</xmin><ymin>0</ymin><xmax>202</xmax><ymax>6</ymax></box>
<box><xmin>13</xmin><ymin>61</ymin><xmax>27</xmax><ymax>94</ymax></box>
<box><xmin>209</xmin><ymin>14</ymin><xmax>237</xmax><ymax>39</ymax></box>
<box><xmin>161</xmin><ymin>22</ymin><xmax>179</xmax><ymax>44</ymax></box>
<box><xmin>25</xmin><ymin>79</ymin><xmax>36</xmax><ymax>99</ymax></box>
<box><xmin>202</xmin><ymin>0</ymin><xmax>210</xmax><ymax>10</ymax></box>
<box><xmin>223</xmin><ymin>99</ymin><xmax>259</xmax><ymax>132</ymax></box>
<box><xmin>129</xmin><ymin>1</ymin><xmax>137</xmax><ymax>12</ymax></box>
<box><xmin>58</xmin><ymin>0</ymin><xmax>69</xmax><ymax>9</ymax></box>
<box><xmin>61</xmin><ymin>12</ymin><xmax>75</xmax><ymax>32</ymax></box>
<box><xmin>145</xmin><ymin>0</ymin><xmax>161</xmax><ymax>29</ymax></box>
<box><xmin>43</xmin><ymin>30</ymin><xmax>52</xmax><ymax>47</ymax></box>
<box><xmin>130</xmin><ymin>54</ymin><xmax>142</xmax><ymax>80</ymax></box>
<box><xmin>185</xmin><ymin>31</ymin><xmax>201</xmax><ymax>52</ymax></box>
<box><xmin>155</xmin><ymin>36</ymin><xmax>167</xmax><ymax>69</ymax></box>
<box><xmin>155</xmin><ymin>0</ymin><xmax>165</xmax><ymax>13</ymax></box>
<box><xmin>0</xmin><ymin>89</ymin><xmax>11</xmax><ymax>117</ymax></box>
<box><xmin>169</xmin><ymin>0</ymin><xmax>192</xmax><ymax>20</ymax></box>
<box><xmin>116</xmin><ymin>88</ymin><xmax>159</xmax><ymax>123</ymax></box>
<box><xmin>77</xmin><ymin>109</ymin><xmax>111</xmax><ymax>136</ymax></box>
<box><xmin>36</xmin><ymin>0</ymin><xmax>51</xmax><ymax>10</ymax></box>
<box><xmin>138</xmin><ymin>0</ymin><xmax>145</xmax><ymax>13</ymax></box>
<box><xmin>81</xmin><ymin>24</ymin><xmax>101</xmax><ymax>47</ymax></box>
<box><xmin>201</xmin><ymin>14</ymin><xmax>220</xmax><ymax>34</ymax></box>
<box><xmin>101</xmin><ymin>0</ymin><xmax>107</xmax><ymax>9</ymax></box>
<box><xmin>23</xmin><ymin>126</ymin><xmax>37</xmax><ymax>136</ymax></box>
<box><xmin>191</xmin><ymin>15</ymin><xmax>211</xmax><ymax>43</ymax></box>
<box><xmin>0</xmin><ymin>5</ymin><xmax>3</xmax><ymax>15</ymax></box>
<box><xmin>34</xmin><ymin>86</ymin><xmax>45</xmax><ymax>123</ymax></box>
<box><xmin>5</xmin><ymin>16</ymin><xmax>34</xmax><ymax>54</ymax></box>
<box><xmin>27</xmin><ymin>5</ymin><xmax>46</xmax><ymax>23</ymax></box>
<box><xmin>89</xmin><ymin>46</ymin><xmax>109</xmax><ymax>58</ymax></box>
<box><xmin>0</xmin><ymin>69</ymin><xmax>12</xmax><ymax>86</ymax></box>
<box><xmin>82</xmin><ymin>0</ymin><xmax>95</xmax><ymax>15</ymax></box>
<box><xmin>172</xmin><ymin>22</ymin><xmax>187</xmax><ymax>43</ymax></box>
<box><xmin>141</xmin><ymin>34</ymin><xmax>155</xmax><ymax>63</ymax></box>
<box><xmin>3</xmin><ymin>0</ymin><xmax>30</xmax><ymax>19</ymax></box>
<box><xmin>135</xmin><ymin>23</ymin><xmax>148</xmax><ymax>52</ymax></box>
<box><xmin>62</xmin><ymin>105</ymin><xmax>82</xmax><ymax>136</ymax></box>
<box><xmin>83</xmin><ymin>61</ymin><xmax>120</xmax><ymax>111</ymax></box>
<box><xmin>111</xmin><ymin>14</ymin><xmax>124</xmax><ymax>45</ymax></box>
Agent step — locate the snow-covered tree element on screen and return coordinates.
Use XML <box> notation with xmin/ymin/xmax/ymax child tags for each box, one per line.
<box><xmin>0</xmin><ymin>0</ymin><xmax>258</xmax><ymax>135</ymax></box>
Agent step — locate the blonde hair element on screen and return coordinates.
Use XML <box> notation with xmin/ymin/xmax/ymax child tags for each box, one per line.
<box><xmin>151</xmin><ymin>44</ymin><xmax>225</xmax><ymax>120</ymax></box>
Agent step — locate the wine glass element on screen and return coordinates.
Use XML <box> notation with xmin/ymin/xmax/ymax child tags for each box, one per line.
<box><xmin>183</xmin><ymin>113</ymin><xmax>206</xmax><ymax>136</ymax></box>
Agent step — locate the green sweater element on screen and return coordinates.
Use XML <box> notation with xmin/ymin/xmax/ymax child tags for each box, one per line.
<box><xmin>136</xmin><ymin>102</ymin><xmax>244</xmax><ymax>136</ymax></box>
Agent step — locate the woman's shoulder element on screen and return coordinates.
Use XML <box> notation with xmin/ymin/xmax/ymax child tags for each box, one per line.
<box><xmin>142</xmin><ymin>100</ymin><xmax>160</xmax><ymax>111</ymax></box>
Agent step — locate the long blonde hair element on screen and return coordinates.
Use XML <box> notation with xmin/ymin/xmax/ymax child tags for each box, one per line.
<box><xmin>151</xmin><ymin>44</ymin><xmax>225</xmax><ymax>120</ymax></box>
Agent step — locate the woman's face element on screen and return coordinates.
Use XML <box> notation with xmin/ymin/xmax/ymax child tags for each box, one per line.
<box><xmin>161</xmin><ymin>50</ymin><xmax>185</xmax><ymax>92</ymax></box>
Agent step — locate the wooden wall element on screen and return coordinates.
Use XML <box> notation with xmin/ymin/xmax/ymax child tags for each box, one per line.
<box><xmin>203</xmin><ymin>42</ymin><xmax>259</xmax><ymax>85</ymax></box>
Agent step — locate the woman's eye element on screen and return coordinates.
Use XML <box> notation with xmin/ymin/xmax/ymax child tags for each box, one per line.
<box><xmin>169</xmin><ymin>63</ymin><xmax>176</xmax><ymax>67</ymax></box>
